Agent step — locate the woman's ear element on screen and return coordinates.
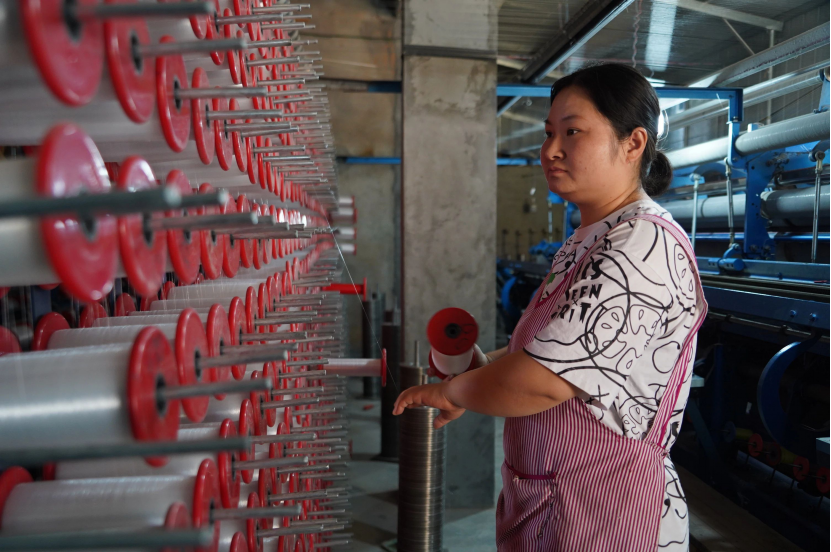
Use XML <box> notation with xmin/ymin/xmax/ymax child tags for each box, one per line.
<box><xmin>625</xmin><ymin>127</ymin><xmax>648</xmax><ymax>164</ymax></box>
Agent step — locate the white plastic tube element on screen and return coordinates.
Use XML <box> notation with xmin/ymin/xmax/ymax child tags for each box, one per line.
<box><xmin>430</xmin><ymin>348</ymin><xmax>475</xmax><ymax>377</ymax></box>
<box><xmin>47</xmin><ymin>323</ymin><xmax>178</xmax><ymax>348</ymax></box>
<box><xmin>0</xmin><ymin>341</ymin><xmax>173</xmax><ymax>449</ymax></box>
<box><xmin>0</xmin><ymin>473</ymin><xmax>211</xmax><ymax>534</ymax></box>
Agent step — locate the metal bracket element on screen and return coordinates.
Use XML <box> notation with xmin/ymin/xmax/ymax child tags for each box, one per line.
<box><xmin>740</xmin><ymin>151</ymin><xmax>777</xmax><ymax>259</ymax></box>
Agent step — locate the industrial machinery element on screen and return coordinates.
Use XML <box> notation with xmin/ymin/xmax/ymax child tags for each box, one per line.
<box><xmin>497</xmin><ymin>69</ymin><xmax>830</xmax><ymax>551</ymax></box>
<box><xmin>0</xmin><ymin>2</ymin><xmax>384</xmax><ymax>551</ymax></box>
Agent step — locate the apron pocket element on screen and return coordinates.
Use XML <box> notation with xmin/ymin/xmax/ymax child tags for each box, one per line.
<box><xmin>496</xmin><ymin>461</ymin><xmax>557</xmax><ymax>549</ymax></box>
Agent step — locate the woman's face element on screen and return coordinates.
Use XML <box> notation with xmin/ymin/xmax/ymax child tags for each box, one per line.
<box><xmin>540</xmin><ymin>87</ymin><xmax>633</xmax><ymax>204</ymax></box>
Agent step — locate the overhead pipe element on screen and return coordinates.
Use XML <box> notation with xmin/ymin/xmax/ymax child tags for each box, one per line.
<box><xmin>706</xmin><ymin>24</ymin><xmax>829</xmax><ymax>86</ymax></box>
<box><xmin>667</xmin><ymin>111</ymin><xmax>831</xmax><ymax>168</ymax></box>
<box><xmin>668</xmin><ymin>65</ymin><xmax>826</xmax><ymax>130</ymax></box>
<box><xmin>570</xmin><ymin>185</ymin><xmax>830</xmax><ymax>230</ymax></box>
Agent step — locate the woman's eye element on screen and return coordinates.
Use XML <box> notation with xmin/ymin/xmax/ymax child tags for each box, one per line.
<box><xmin>544</xmin><ymin>131</ymin><xmax>553</xmax><ymax>138</ymax></box>
<box><xmin>566</xmin><ymin>128</ymin><xmax>580</xmax><ymax>136</ymax></box>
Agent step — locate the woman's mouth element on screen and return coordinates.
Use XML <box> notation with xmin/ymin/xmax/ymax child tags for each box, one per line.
<box><xmin>548</xmin><ymin>167</ymin><xmax>566</xmax><ymax>176</ymax></box>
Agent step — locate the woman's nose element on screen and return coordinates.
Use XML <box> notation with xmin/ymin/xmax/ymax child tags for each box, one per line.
<box><xmin>540</xmin><ymin>136</ymin><xmax>562</xmax><ymax>161</ymax></box>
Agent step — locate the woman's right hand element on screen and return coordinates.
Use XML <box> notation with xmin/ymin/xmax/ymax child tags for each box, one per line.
<box><xmin>393</xmin><ymin>382</ymin><xmax>466</xmax><ymax>429</ymax></box>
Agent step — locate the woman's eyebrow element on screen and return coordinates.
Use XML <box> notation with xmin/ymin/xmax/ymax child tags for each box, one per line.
<box><xmin>543</xmin><ymin>114</ymin><xmax>584</xmax><ymax>124</ymax></box>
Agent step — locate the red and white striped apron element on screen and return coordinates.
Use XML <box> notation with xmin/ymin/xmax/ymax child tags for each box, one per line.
<box><xmin>496</xmin><ymin>214</ymin><xmax>707</xmax><ymax>552</ymax></box>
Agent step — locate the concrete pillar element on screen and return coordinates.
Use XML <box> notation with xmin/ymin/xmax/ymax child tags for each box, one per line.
<box><xmin>402</xmin><ymin>0</ymin><xmax>498</xmax><ymax>508</ymax></box>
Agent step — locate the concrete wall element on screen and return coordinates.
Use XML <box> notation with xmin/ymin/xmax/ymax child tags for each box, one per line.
<box><xmin>307</xmin><ymin>0</ymin><xmax>402</xmax><ymax>356</ymax></box>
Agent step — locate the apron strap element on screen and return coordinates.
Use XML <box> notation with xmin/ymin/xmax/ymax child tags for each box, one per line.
<box><xmin>634</xmin><ymin>215</ymin><xmax>708</xmax><ymax>448</ymax></box>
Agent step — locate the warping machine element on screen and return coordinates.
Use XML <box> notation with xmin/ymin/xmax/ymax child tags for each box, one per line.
<box><xmin>0</xmin><ymin>1</ymin><xmax>385</xmax><ymax>551</ymax></box>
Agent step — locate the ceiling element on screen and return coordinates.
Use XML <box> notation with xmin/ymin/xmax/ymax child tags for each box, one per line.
<box><xmin>496</xmin><ymin>0</ymin><xmax>829</xmax><ymax>156</ymax></box>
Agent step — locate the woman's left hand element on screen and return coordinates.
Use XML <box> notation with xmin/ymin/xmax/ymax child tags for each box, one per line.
<box><xmin>393</xmin><ymin>383</ymin><xmax>466</xmax><ymax>429</ymax></box>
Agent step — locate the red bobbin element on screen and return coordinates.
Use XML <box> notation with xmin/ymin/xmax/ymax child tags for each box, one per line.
<box><xmin>176</xmin><ymin>308</ymin><xmax>211</xmax><ymax>423</ymax></box>
<box><xmin>19</xmin><ymin>0</ymin><xmax>104</xmax><ymax>106</ymax></box>
<box><xmin>116</xmin><ymin>157</ymin><xmax>168</xmax><ymax>297</ymax></box>
<box><xmin>191</xmin><ymin>67</ymin><xmax>216</xmax><ymax>165</ymax></box>
<box><xmin>165</xmin><ymin>170</ymin><xmax>202</xmax><ymax>285</ymax></box>
<box><xmin>104</xmin><ymin>3</ymin><xmax>154</xmax><ymax>122</ymax></box>
<box><xmin>38</xmin><ymin>124</ymin><xmax>119</xmax><ymax>303</ymax></box>
<box><xmin>156</xmin><ymin>35</ymin><xmax>191</xmax><ymax>152</ymax></box>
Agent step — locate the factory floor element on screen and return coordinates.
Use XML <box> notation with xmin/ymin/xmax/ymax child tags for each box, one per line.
<box><xmin>345</xmin><ymin>381</ymin><xmax>504</xmax><ymax>552</ymax></box>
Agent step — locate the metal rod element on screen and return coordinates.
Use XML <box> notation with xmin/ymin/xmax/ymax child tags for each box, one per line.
<box><xmin>812</xmin><ymin>153</ymin><xmax>824</xmax><ymax>262</ymax></box>
<box><xmin>724</xmin><ymin>160</ymin><xmax>736</xmax><ymax>247</ymax></box>
<box><xmin>248</xmin><ymin>38</ymin><xmax>292</xmax><ymax>48</ymax></box>
<box><xmin>209</xmin><ymin>109</ymin><xmax>293</xmax><ymax>120</ymax></box>
<box><xmin>212</xmin><ymin>505</ymin><xmax>302</xmax><ymax>520</ymax></box>
<box><xmin>251</xmin><ymin>432</ymin><xmax>317</xmax><ymax>445</ymax></box>
<box><xmin>708</xmin><ymin>312</ymin><xmax>830</xmax><ymax>343</ymax></box>
<box><xmin>260</xmin><ymin>78</ymin><xmax>307</xmax><ymax>86</ymax></box>
<box><xmin>0</xmin><ymin>437</ymin><xmax>251</xmax><ymax>465</ymax></box>
<box><xmin>253</xmin><ymin>4</ymin><xmax>312</xmax><ymax>13</ymax></box>
<box><xmin>313</xmin><ymin>539</ymin><xmax>351</xmax><ymax>549</ymax></box>
<box><xmin>261</xmin><ymin>23</ymin><xmax>314</xmax><ymax>31</ymax></box>
<box><xmin>301</xmin><ymin>472</ymin><xmax>347</xmax><ymax>480</ymax></box>
<box><xmin>240</xmin><ymin>128</ymin><xmax>299</xmax><ymax>138</ymax></box>
<box><xmin>291</xmin><ymin>424</ymin><xmax>342</xmax><ymax>433</ymax></box>
<box><xmin>73</xmin><ymin>1</ymin><xmax>214</xmax><ymax>19</ymax></box>
<box><xmin>196</xmin><ymin>348</ymin><xmax>289</xmax><ymax>369</ymax></box>
<box><xmin>159</xmin><ymin>377</ymin><xmax>271</xmax><ymax>401</ymax></box>
<box><xmin>176</xmin><ymin>86</ymin><xmax>269</xmax><ymax>99</ymax></box>
<box><xmin>274</xmin><ymin>464</ymin><xmax>330</xmax><ymax>475</ymax></box>
<box><xmin>180</xmin><ymin>190</ymin><xmax>229</xmax><ymax>208</ymax></box>
<box><xmin>261</xmin><ymin>397</ymin><xmax>321</xmax><ymax>409</ymax></box>
<box><xmin>234</xmin><ymin>455</ymin><xmax>309</xmax><ymax>470</ymax></box>
<box><xmin>254</xmin><ymin>145</ymin><xmax>307</xmax><ymax>153</ymax></box>
<box><xmin>225</xmin><ymin>122</ymin><xmax>293</xmax><ymax>131</ymax></box>
<box><xmin>0</xmin><ymin>187</ymin><xmax>180</xmax><ymax>220</ymax></box>
<box><xmin>216</xmin><ymin>13</ymin><xmax>287</xmax><ymax>25</ymax></box>
<box><xmin>254</xmin><ymin>317</ymin><xmax>315</xmax><ymax>326</ymax></box>
<box><xmin>138</xmin><ymin>38</ymin><xmax>246</xmax><ymax>58</ymax></box>
<box><xmin>221</xmin><ymin>343</ymin><xmax>297</xmax><ymax>355</ymax></box>
<box><xmin>269</xmin><ymin>490</ymin><xmax>331</xmax><ymax>503</ymax></box>
<box><xmin>246</xmin><ymin>57</ymin><xmax>301</xmax><ymax>67</ymax></box>
<box><xmin>146</xmin><ymin>212</ymin><xmax>257</xmax><ymax>232</ymax></box>
<box><xmin>267</xmin><ymin>95</ymin><xmax>314</xmax><ymax>104</ymax></box>
<box><xmin>0</xmin><ymin>529</ymin><xmax>213</xmax><ymax>551</ymax></box>
<box><xmin>691</xmin><ymin>174</ymin><xmax>700</xmax><ymax>251</ymax></box>
<box><xmin>259</xmin><ymin>525</ymin><xmax>338</xmax><ymax>538</ymax></box>
<box><xmin>241</xmin><ymin>331</ymin><xmax>307</xmax><ymax>341</ymax></box>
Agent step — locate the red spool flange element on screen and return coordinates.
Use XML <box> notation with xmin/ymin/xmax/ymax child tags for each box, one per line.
<box><xmin>165</xmin><ymin>170</ymin><xmax>201</xmax><ymax>285</ymax></box>
<box><xmin>20</xmin><ymin>0</ymin><xmax>104</xmax><ymax>106</ymax></box>
<box><xmin>177</xmin><ymin>308</ymin><xmax>210</xmax><ymax>422</ymax></box>
<box><xmin>116</xmin><ymin>157</ymin><xmax>167</xmax><ymax>297</ymax></box>
<box><xmin>38</xmin><ymin>124</ymin><xmax>118</xmax><ymax>303</ymax></box>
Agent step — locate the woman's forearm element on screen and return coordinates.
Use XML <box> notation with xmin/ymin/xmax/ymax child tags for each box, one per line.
<box><xmin>443</xmin><ymin>350</ymin><xmax>578</xmax><ymax>418</ymax></box>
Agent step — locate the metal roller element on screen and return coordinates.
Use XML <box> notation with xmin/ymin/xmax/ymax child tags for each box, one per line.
<box><xmin>397</xmin><ymin>406</ymin><xmax>446</xmax><ymax>552</ymax></box>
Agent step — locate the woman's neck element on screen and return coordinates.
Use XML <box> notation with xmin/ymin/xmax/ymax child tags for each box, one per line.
<box><xmin>576</xmin><ymin>186</ymin><xmax>649</xmax><ymax>228</ymax></box>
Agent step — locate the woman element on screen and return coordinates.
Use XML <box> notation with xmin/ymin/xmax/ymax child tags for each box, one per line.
<box><xmin>393</xmin><ymin>63</ymin><xmax>707</xmax><ymax>552</ymax></box>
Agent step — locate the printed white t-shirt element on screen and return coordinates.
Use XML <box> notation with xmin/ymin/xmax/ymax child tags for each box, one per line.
<box><xmin>523</xmin><ymin>199</ymin><xmax>701</xmax><ymax>551</ymax></box>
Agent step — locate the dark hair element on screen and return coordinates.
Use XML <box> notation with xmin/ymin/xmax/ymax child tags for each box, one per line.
<box><xmin>550</xmin><ymin>63</ymin><xmax>672</xmax><ymax>197</ymax></box>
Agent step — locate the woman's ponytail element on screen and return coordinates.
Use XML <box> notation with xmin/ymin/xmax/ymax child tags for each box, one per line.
<box><xmin>642</xmin><ymin>151</ymin><xmax>673</xmax><ymax>197</ymax></box>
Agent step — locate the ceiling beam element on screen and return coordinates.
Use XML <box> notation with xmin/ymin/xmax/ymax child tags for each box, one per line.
<box><xmin>497</xmin><ymin>0</ymin><xmax>635</xmax><ymax>116</ymax></box>
<box><xmin>656</xmin><ymin>0</ymin><xmax>783</xmax><ymax>32</ymax></box>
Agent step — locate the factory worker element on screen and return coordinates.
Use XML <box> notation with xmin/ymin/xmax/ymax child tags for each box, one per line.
<box><xmin>394</xmin><ymin>63</ymin><xmax>707</xmax><ymax>552</ymax></box>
